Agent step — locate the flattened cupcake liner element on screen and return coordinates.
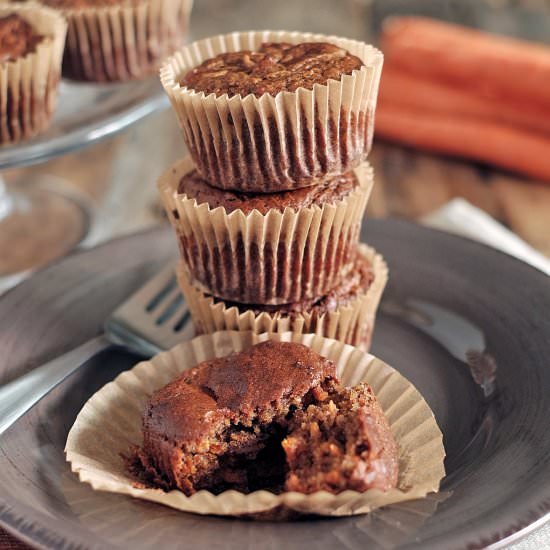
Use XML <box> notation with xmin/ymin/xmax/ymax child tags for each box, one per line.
<box><xmin>0</xmin><ymin>3</ymin><xmax>66</xmax><ymax>144</ymax></box>
<box><xmin>59</xmin><ymin>0</ymin><xmax>193</xmax><ymax>82</ymax></box>
<box><xmin>158</xmin><ymin>157</ymin><xmax>374</xmax><ymax>305</ymax></box>
<box><xmin>66</xmin><ymin>331</ymin><xmax>445</xmax><ymax>517</ymax></box>
<box><xmin>160</xmin><ymin>30</ymin><xmax>383</xmax><ymax>192</ymax></box>
<box><xmin>177</xmin><ymin>243</ymin><xmax>388</xmax><ymax>351</ymax></box>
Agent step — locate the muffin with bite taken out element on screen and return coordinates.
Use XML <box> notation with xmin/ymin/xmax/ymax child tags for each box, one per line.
<box><xmin>131</xmin><ymin>340</ymin><xmax>398</xmax><ymax>496</ymax></box>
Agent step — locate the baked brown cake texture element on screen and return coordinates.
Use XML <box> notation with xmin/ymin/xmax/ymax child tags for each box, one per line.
<box><xmin>180</xmin><ymin>42</ymin><xmax>363</xmax><ymax>97</ymax></box>
<box><xmin>131</xmin><ymin>341</ymin><xmax>398</xmax><ymax>496</ymax></box>
<box><xmin>174</xmin><ymin>40</ymin><xmax>372</xmax><ymax>192</ymax></box>
<box><xmin>284</xmin><ymin>384</ymin><xmax>398</xmax><ymax>493</ymax></box>
<box><xmin>0</xmin><ymin>13</ymin><xmax>43</xmax><ymax>63</ymax></box>
<box><xmin>177</xmin><ymin>168</ymin><xmax>359</xmax><ymax>214</ymax></box>
<box><xmin>174</xmin><ymin>168</ymin><xmax>365</xmax><ymax>305</ymax></box>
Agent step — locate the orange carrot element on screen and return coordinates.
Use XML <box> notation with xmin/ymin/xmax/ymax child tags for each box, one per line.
<box><xmin>379</xmin><ymin>67</ymin><xmax>550</xmax><ymax>136</ymax></box>
<box><xmin>381</xmin><ymin>17</ymin><xmax>550</xmax><ymax>110</ymax></box>
<box><xmin>375</xmin><ymin>104</ymin><xmax>550</xmax><ymax>182</ymax></box>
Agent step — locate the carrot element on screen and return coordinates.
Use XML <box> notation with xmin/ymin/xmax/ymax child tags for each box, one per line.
<box><xmin>381</xmin><ymin>17</ymin><xmax>550</xmax><ymax>110</ymax></box>
<box><xmin>379</xmin><ymin>67</ymin><xmax>550</xmax><ymax>136</ymax></box>
<box><xmin>375</xmin><ymin>104</ymin><xmax>550</xmax><ymax>182</ymax></box>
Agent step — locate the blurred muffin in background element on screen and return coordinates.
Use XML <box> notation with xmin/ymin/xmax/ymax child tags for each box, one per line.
<box><xmin>0</xmin><ymin>2</ymin><xmax>66</xmax><ymax>144</ymax></box>
<box><xmin>42</xmin><ymin>0</ymin><xmax>193</xmax><ymax>82</ymax></box>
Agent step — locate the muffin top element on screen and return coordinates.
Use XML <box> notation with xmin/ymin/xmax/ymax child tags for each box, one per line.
<box><xmin>221</xmin><ymin>249</ymin><xmax>375</xmax><ymax>316</ymax></box>
<box><xmin>42</xmin><ymin>0</ymin><xmax>142</xmax><ymax>7</ymax></box>
<box><xmin>143</xmin><ymin>341</ymin><xmax>338</xmax><ymax>448</ymax></box>
<box><xmin>180</xmin><ymin>41</ymin><xmax>364</xmax><ymax>97</ymax></box>
<box><xmin>0</xmin><ymin>14</ymin><xmax>43</xmax><ymax>63</ymax></box>
<box><xmin>178</xmin><ymin>169</ymin><xmax>360</xmax><ymax>214</ymax></box>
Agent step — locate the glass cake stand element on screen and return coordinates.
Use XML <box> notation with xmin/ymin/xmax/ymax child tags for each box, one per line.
<box><xmin>0</xmin><ymin>76</ymin><xmax>168</xmax><ymax>291</ymax></box>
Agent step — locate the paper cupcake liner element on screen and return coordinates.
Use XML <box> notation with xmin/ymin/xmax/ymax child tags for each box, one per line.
<box><xmin>57</xmin><ymin>0</ymin><xmax>193</xmax><ymax>82</ymax></box>
<box><xmin>160</xmin><ymin>30</ymin><xmax>383</xmax><ymax>192</ymax></box>
<box><xmin>158</xmin><ymin>156</ymin><xmax>374</xmax><ymax>305</ymax></box>
<box><xmin>66</xmin><ymin>331</ymin><xmax>445</xmax><ymax>517</ymax></box>
<box><xmin>0</xmin><ymin>3</ymin><xmax>66</xmax><ymax>145</ymax></box>
<box><xmin>177</xmin><ymin>243</ymin><xmax>388</xmax><ymax>351</ymax></box>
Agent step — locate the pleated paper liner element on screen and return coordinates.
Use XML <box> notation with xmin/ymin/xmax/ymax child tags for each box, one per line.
<box><xmin>158</xmin><ymin>156</ymin><xmax>373</xmax><ymax>305</ymax></box>
<box><xmin>0</xmin><ymin>2</ymin><xmax>66</xmax><ymax>144</ymax></box>
<box><xmin>54</xmin><ymin>0</ymin><xmax>193</xmax><ymax>82</ymax></box>
<box><xmin>177</xmin><ymin>243</ymin><xmax>388</xmax><ymax>351</ymax></box>
<box><xmin>66</xmin><ymin>331</ymin><xmax>445</xmax><ymax>518</ymax></box>
<box><xmin>160</xmin><ymin>30</ymin><xmax>383</xmax><ymax>192</ymax></box>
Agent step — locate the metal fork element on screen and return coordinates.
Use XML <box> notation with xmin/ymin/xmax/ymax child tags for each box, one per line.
<box><xmin>0</xmin><ymin>265</ymin><xmax>193</xmax><ymax>435</ymax></box>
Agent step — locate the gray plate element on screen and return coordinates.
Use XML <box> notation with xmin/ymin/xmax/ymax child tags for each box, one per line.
<box><xmin>0</xmin><ymin>220</ymin><xmax>549</xmax><ymax>550</ymax></box>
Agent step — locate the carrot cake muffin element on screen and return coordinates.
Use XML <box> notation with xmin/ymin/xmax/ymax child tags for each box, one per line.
<box><xmin>176</xmin><ymin>244</ymin><xmax>386</xmax><ymax>350</ymax></box>
<box><xmin>0</xmin><ymin>4</ymin><xmax>66</xmax><ymax>144</ymax></box>
<box><xmin>159</xmin><ymin>160</ymin><xmax>372</xmax><ymax>305</ymax></box>
<box><xmin>161</xmin><ymin>32</ymin><xmax>382</xmax><ymax>191</ymax></box>
<box><xmin>42</xmin><ymin>0</ymin><xmax>193</xmax><ymax>81</ymax></box>
<box><xmin>131</xmin><ymin>341</ymin><xmax>398</xmax><ymax>495</ymax></box>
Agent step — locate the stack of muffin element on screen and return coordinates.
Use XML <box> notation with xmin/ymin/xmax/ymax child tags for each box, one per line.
<box><xmin>159</xmin><ymin>31</ymin><xmax>386</xmax><ymax>349</ymax></box>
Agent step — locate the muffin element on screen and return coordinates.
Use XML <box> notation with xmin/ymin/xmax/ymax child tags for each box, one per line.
<box><xmin>158</xmin><ymin>156</ymin><xmax>373</xmax><ymax>305</ymax></box>
<box><xmin>0</xmin><ymin>3</ymin><xmax>66</xmax><ymax>144</ymax></box>
<box><xmin>161</xmin><ymin>31</ymin><xmax>383</xmax><ymax>192</ymax></box>
<box><xmin>42</xmin><ymin>0</ymin><xmax>193</xmax><ymax>82</ymax></box>
<box><xmin>177</xmin><ymin>244</ymin><xmax>388</xmax><ymax>350</ymax></box>
<box><xmin>131</xmin><ymin>340</ymin><xmax>398</xmax><ymax>496</ymax></box>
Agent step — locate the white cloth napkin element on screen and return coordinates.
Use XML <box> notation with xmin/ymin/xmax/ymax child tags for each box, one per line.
<box><xmin>421</xmin><ymin>198</ymin><xmax>550</xmax><ymax>277</ymax></box>
<box><xmin>422</xmin><ymin>198</ymin><xmax>550</xmax><ymax>550</ymax></box>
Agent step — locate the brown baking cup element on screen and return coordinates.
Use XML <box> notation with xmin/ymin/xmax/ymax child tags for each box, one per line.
<box><xmin>158</xmin><ymin>157</ymin><xmax>374</xmax><ymax>305</ymax></box>
<box><xmin>54</xmin><ymin>0</ymin><xmax>193</xmax><ymax>82</ymax></box>
<box><xmin>0</xmin><ymin>3</ymin><xmax>66</xmax><ymax>145</ymax></box>
<box><xmin>177</xmin><ymin>243</ymin><xmax>387</xmax><ymax>351</ymax></box>
<box><xmin>160</xmin><ymin>30</ymin><xmax>383</xmax><ymax>192</ymax></box>
<box><xmin>66</xmin><ymin>331</ymin><xmax>445</xmax><ymax>517</ymax></box>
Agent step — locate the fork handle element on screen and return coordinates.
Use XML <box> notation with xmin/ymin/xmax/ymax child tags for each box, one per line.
<box><xmin>0</xmin><ymin>335</ymin><xmax>111</xmax><ymax>436</ymax></box>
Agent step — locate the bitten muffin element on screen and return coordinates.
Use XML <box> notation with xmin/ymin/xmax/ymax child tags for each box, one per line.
<box><xmin>161</xmin><ymin>31</ymin><xmax>383</xmax><ymax>192</ymax></box>
<box><xmin>158</xmin><ymin>157</ymin><xmax>373</xmax><ymax>305</ymax></box>
<box><xmin>0</xmin><ymin>4</ymin><xmax>66</xmax><ymax>144</ymax></box>
<box><xmin>42</xmin><ymin>0</ymin><xmax>193</xmax><ymax>82</ymax></box>
<box><xmin>131</xmin><ymin>341</ymin><xmax>398</xmax><ymax>496</ymax></box>
<box><xmin>177</xmin><ymin>244</ymin><xmax>388</xmax><ymax>351</ymax></box>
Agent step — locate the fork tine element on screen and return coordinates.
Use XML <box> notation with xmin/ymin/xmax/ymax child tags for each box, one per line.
<box><xmin>173</xmin><ymin>309</ymin><xmax>191</xmax><ymax>332</ymax></box>
<box><xmin>108</xmin><ymin>264</ymin><xmax>196</xmax><ymax>355</ymax></box>
<box><xmin>146</xmin><ymin>276</ymin><xmax>177</xmax><ymax>312</ymax></box>
<box><xmin>129</xmin><ymin>266</ymin><xmax>176</xmax><ymax>310</ymax></box>
<box><xmin>156</xmin><ymin>292</ymin><xmax>184</xmax><ymax>325</ymax></box>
